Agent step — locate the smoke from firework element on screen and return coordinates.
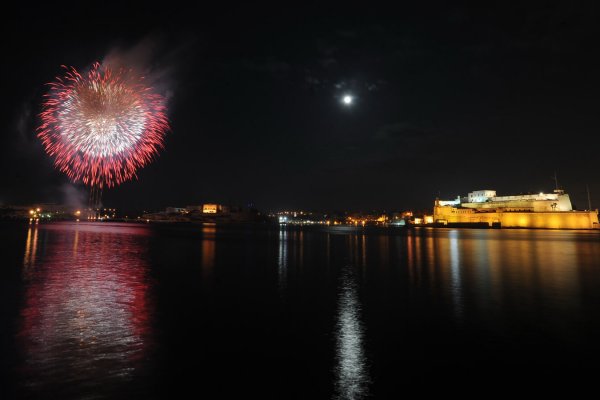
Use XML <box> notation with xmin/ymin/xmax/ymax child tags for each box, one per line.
<box><xmin>37</xmin><ymin>62</ymin><xmax>169</xmax><ymax>188</ymax></box>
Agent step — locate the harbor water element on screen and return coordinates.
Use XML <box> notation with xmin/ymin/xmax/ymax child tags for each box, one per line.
<box><xmin>1</xmin><ymin>222</ymin><xmax>599</xmax><ymax>398</ymax></box>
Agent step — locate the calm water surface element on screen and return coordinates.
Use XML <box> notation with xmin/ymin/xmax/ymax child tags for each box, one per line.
<box><xmin>1</xmin><ymin>222</ymin><xmax>599</xmax><ymax>398</ymax></box>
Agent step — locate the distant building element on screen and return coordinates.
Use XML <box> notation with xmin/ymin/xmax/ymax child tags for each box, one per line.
<box><xmin>434</xmin><ymin>189</ymin><xmax>599</xmax><ymax>229</ymax></box>
<box><xmin>202</xmin><ymin>204</ymin><xmax>219</xmax><ymax>214</ymax></box>
<box><xmin>460</xmin><ymin>189</ymin><xmax>573</xmax><ymax>212</ymax></box>
<box><xmin>467</xmin><ymin>190</ymin><xmax>497</xmax><ymax>203</ymax></box>
<box><xmin>166</xmin><ymin>207</ymin><xmax>187</xmax><ymax>214</ymax></box>
<box><xmin>0</xmin><ymin>204</ymin><xmax>85</xmax><ymax>220</ymax></box>
<box><xmin>184</xmin><ymin>204</ymin><xmax>228</xmax><ymax>213</ymax></box>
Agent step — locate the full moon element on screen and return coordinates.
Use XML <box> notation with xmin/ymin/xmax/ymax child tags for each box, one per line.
<box><xmin>342</xmin><ymin>95</ymin><xmax>353</xmax><ymax>105</ymax></box>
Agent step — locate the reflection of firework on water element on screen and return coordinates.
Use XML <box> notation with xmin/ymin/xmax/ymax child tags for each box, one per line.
<box><xmin>38</xmin><ymin>62</ymin><xmax>169</xmax><ymax>188</ymax></box>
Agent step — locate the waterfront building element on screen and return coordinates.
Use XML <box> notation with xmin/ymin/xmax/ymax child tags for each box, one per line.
<box><xmin>202</xmin><ymin>204</ymin><xmax>219</xmax><ymax>214</ymax></box>
<box><xmin>434</xmin><ymin>189</ymin><xmax>599</xmax><ymax>229</ymax></box>
<box><xmin>166</xmin><ymin>207</ymin><xmax>187</xmax><ymax>214</ymax></box>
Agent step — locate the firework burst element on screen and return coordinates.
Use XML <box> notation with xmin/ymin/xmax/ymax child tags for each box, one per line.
<box><xmin>38</xmin><ymin>62</ymin><xmax>169</xmax><ymax>188</ymax></box>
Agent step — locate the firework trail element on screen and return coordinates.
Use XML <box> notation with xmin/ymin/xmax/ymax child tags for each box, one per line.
<box><xmin>38</xmin><ymin>62</ymin><xmax>169</xmax><ymax>188</ymax></box>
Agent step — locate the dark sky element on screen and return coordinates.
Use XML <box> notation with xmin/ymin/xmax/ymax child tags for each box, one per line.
<box><xmin>1</xmin><ymin>3</ymin><xmax>599</xmax><ymax>211</ymax></box>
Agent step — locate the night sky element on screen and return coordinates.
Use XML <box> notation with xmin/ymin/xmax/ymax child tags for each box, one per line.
<box><xmin>1</xmin><ymin>4</ymin><xmax>599</xmax><ymax>212</ymax></box>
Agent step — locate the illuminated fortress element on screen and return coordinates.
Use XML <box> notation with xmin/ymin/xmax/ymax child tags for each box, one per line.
<box><xmin>434</xmin><ymin>189</ymin><xmax>599</xmax><ymax>229</ymax></box>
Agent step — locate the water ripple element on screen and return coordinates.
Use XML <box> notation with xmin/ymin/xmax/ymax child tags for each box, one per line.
<box><xmin>18</xmin><ymin>223</ymin><xmax>154</xmax><ymax>399</ymax></box>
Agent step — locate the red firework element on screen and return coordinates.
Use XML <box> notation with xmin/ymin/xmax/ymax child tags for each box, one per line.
<box><xmin>38</xmin><ymin>62</ymin><xmax>169</xmax><ymax>188</ymax></box>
